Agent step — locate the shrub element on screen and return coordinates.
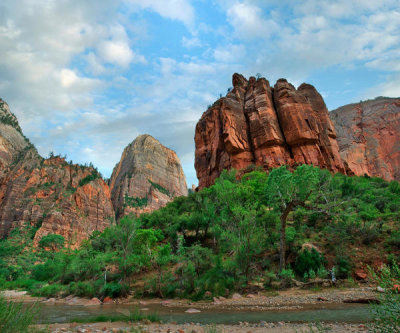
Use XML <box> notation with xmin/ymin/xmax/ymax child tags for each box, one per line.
<box><xmin>101</xmin><ymin>282</ymin><xmax>128</xmax><ymax>298</ymax></box>
<box><xmin>360</xmin><ymin>225</ymin><xmax>379</xmax><ymax>245</ymax></box>
<box><xmin>386</xmin><ymin>231</ymin><xmax>400</xmax><ymax>250</ymax></box>
<box><xmin>148</xmin><ymin>179</ymin><xmax>170</xmax><ymax>196</ymax></box>
<box><xmin>294</xmin><ymin>248</ymin><xmax>326</xmax><ymax>277</ymax></box>
<box><xmin>368</xmin><ymin>262</ymin><xmax>400</xmax><ymax>332</ymax></box>
<box><xmin>31</xmin><ymin>261</ymin><xmax>61</xmax><ymax>281</ymax></box>
<box><xmin>279</xmin><ymin>268</ymin><xmax>295</xmax><ymax>288</ymax></box>
<box><xmin>32</xmin><ymin>283</ymin><xmax>66</xmax><ymax>297</ymax></box>
<box><xmin>263</xmin><ymin>271</ymin><xmax>277</xmax><ymax>289</ymax></box>
<box><xmin>38</xmin><ymin>234</ymin><xmax>65</xmax><ymax>251</ymax></box>
<box><xmin>78</xmin><ymin>170</ymin><xmax>100</xmax><ymax>187</ymax></box>
<box><xmin>334</xmin><ymin>255</ymin><xmax>352</xmax><ymax>279</ymax></box>
<box><xmin>69</xmin><ymin>281</ymin><xmax>96</xmax><ymax>298</ymax></box>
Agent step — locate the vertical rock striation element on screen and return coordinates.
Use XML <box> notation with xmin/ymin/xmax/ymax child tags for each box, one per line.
<box><xmin>0</xmin><ymin>99</ymin><xmax>114</xmax><ymax>247</ymax></box>
<box><xmin>110</xmin><ymin>134</ymin><xmax>188</xmax><ymax>218</ymax></box>
<box><xmin>330</xmin><ymin>97</ymin><xmax>400</xmax><ymax>181</ymax></box>
<box><xmin>195</xmin><ymin>74</ymin><xmax>345</xmax><ymax>188</ymax></box>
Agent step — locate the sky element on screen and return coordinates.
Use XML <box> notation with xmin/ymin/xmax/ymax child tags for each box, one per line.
<box><xmin>0</xmin><ymin>0</ymin><xmax>399</xmax><ymax>187</ymax></box>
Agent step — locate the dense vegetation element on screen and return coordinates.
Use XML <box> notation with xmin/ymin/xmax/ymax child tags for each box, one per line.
<box><xmin>0</xmin><ymin>165</ymin><xmax>399</xmax><ymax>300</ymax></box>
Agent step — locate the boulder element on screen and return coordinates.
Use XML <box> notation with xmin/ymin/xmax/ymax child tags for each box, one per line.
<box><xmin>84</xmin><ymin>297</ymin><xmax>102</xmax><ymax>306</ymax></box>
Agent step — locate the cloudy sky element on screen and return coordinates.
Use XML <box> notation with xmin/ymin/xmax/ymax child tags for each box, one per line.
<box><xmin>0</xmin><ymin>0</ymin><xmax>399</xmax><ymax>186</ymax></box>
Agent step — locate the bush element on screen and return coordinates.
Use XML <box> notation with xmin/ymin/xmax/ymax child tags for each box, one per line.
<box><xmin>69</xmin><ymin>281</ymin><xmax>96</xmax><ymax>298</ymax></box>
<box><xmin>38</xmin><ymin>234</ymin><xmax>65</xmax><ymax>251</ymax></box>
<box><xmin>31</xmin><ymin>261</ymin><xmax>60</xmax><ymax>281</ymax></box>
<box><xmin>335</xmin><ymin>255</ymin><xmax>352</xmax><ymax>279</ymax></box>
<box><xmin>386</xmin><ymin>231</ymin><xmax>400</xmax><ymax>250</ymax></box>
<box><xmin>279</xmin><ymin>268</ymin><xmax>295</xmax><ymax>288</ymax></box>
<box><xmin>101</xmin><ymin>282</ymin><xmax>128</xmax><ymax>298</ymax></box>
<box><xmin>78</xmin><ymin>170</ymin><xmax>100</xmax><ymax>187</ymax></box>
<box><xmin>368</xmin><ymin>262</ymin><xmax>400</xmax><ymax>332</ymax></box>
<box><xmin>32</xmin><ymin>283</ymin><xmax>66</xmax><ymax>297</ymax></box>
<box><xmin>294</xmin><ymin>248</ymin><xmax>326</xmax><ymax>277</ymax></box>
<box><xmin>263</xmin><ymin>271</ymin><xmax>277</xmax><ymax>289</ymax></box>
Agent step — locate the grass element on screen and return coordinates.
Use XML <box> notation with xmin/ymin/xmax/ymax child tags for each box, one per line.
<box><xmin>70</xmin><ymin>308</ymin><xmax>160</xmax><ymax>324</ymax></box>
<box><xmin>0</xmin><ymin>296</ymin><xmax>40</xmax><ymax>333</ymax></box>
<box><xmin>204</xmin><ymin>324</ymin><xmax>224</xmax><ymax>333</ymax></box>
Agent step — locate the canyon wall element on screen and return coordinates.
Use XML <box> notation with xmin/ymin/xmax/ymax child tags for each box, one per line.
<box><xmin>110</xmin><ymin>134</ymin><xmax>188</xmax><ymax>218</ymax></box>
<box><xmin>195</xmin><ymin>74</ymin><xmax>345</xmax><ymax>188</ymax></box>
<box><xmin>0</xmin><ymin>99</ymin><xmax>114</xmax><ymax>246</ymax></box>
<box><xmin>330</xmin><ymin>97</ymin><xmax>400</xmax><ymax>181</ymax></box>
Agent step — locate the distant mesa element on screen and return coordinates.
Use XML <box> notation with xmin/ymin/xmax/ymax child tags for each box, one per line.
<box><xmin>194</xmin><ymin>74</ymin><xmax>400</xmax><ymax>188</ymax></box>
<box><xmin>109</xmin><ymin>134</ymin><xmax>188</xmax><ymax>219</ymax></box>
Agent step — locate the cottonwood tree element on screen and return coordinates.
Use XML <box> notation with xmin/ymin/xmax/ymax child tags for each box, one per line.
<box><xmin>266</xmin><ymin>165</ymin><xmax>319</xmax><ymax>272</ymax></box>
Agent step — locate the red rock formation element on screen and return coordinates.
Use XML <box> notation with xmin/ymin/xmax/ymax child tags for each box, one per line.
<box><xmin>195</xmin><ymin>74</ymin><xmax>346</xmax><ymax>188</ymax></box>
<box><xmin>330</xmin><ymin>97</ymin><xmax>400</xmax><ymax>181</ymax></box>
<box><xmin>110</xmin><ymin>134</ymin><xmax>188</xmax><ymax>218</ymax></box>
<box><xmin>0</xmin><ymin>99</ymin><xmax>114</xmax><ymax>247</ymax></box>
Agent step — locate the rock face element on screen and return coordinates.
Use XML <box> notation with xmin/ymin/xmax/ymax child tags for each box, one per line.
<box><xmin>195</xmin><ymin>74</ymin><xmax>345</xmax><ymax>188</ymax></box>
<box><xmin>110</xmin><ymin>134</ymin><xmax>188</xmax><ymax>218</ymax></box>
<box><xmin>330</xmin><ymin>97</ymin><xmax>400</xmax><ymax>181</ymax></box>
<box><xmin>0</xmin><ymin>99</ymin><xmax>114</xmax><ymax>246</ymax></box>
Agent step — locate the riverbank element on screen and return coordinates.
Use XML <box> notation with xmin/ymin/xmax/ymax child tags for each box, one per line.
<box><xmin>2</xmin><ymin>285</ymin><xmax>379</xmax><ymax>308</ymax></box>
<box><xmin>36</xmin><ymin>321</ymin><xmax>369</xmax><ymax>333</ymax></box>
<box><xmin>3</xmin><ymin>286</ymin><xmax>378</xmax><ymax>332</ymax></box>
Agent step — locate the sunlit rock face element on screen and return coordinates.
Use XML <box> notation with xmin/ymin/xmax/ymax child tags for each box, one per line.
<box><xmin>330</xmin><ymin>97</ymin><xmax>400</xmax><ymax>181</ymax></box>
<box><xmin>110</xmin><ymin>134</ymin><xmax>188</xmax><ymax>219</ymax></box>
<box><xmin>0</xmin><ymin>99</ymin><xmax>114</xmax><ymax>247</ymax></box>
<box><xmin>195</xmin><ymin>74</ymin><xmax>345</xmax><ymax>189</ymax></box>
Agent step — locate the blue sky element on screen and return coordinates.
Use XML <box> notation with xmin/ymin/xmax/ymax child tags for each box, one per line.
<box><xmin>0</xmin><ymin>0</ymin><xmax>399</xmax><ymax>186</ymax></box>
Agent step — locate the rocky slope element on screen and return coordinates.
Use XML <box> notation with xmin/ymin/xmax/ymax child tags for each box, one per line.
<box><xmin>195</xmin><ymin>74</ymin><xmax>345</xmax><ymax>188</ymax></box>
<box><xmin>330</xmin><ymin>97</ymin><xmax>400</xmax><ymax>181</ymax></box>
<box><xmin>110</xmin><ymin>134</ymin><xmax>188</xmax><ymax>218</ymax></box>
<box><xmin>0</xmin><ymin>99</ymin><xmax>114</xmax><ymax>247</ymax></box>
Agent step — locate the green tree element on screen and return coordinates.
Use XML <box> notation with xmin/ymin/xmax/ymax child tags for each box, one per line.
<box><xmin>266</xmin><ymin>165</ymin><xmax>319</xmax><ymax>272</ymax></box>
<box><xmin>38</xmin><ymin>234</ymin><xmax>65</xmax><ymax>252</ymax></box>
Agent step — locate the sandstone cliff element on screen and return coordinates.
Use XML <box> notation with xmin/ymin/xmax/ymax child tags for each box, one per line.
<box><xmin>110</xmin><ymin>134</ymin><xmax>188</xmax><ymax>218</ymax></box>
<box><xmin>330</xmin><ymin>97</ymin><xmax>400</xmax><ymax>181</ymax></box>
<box><xmin>195</xmin><ymin>74</ymin><xmax>345</xmax><ymax>188</ymax></box>
<box><xmin>0</xmin><ymin>99</ymin><xmax>114</xmax><ymax>247</ymax></box>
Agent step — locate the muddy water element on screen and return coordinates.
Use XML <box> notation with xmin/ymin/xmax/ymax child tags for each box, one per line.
<box><xmin>37</xmin><ymin>302</ymin><xmax>371</xmax><ymax>324</ymax></box>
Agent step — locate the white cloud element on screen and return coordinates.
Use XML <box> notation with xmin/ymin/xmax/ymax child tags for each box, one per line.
<box><xmin>60</xmin><ymin>69</ymin><xmax>78</xmax><ymax>88</ymax></box>
<box><xmin>98</xmin><ymin>40</ymin><xmax>134</xmax><ymax>67</ymax></box>
<box><xmin>213</xmin><ymin>44</ymin><xmax>246</xmax><ymax>63</ymax></box>
<box><xmin>126</xmin><ymin>0</ymin><xmax>195</xmax><ymax>26</ymax></box>
<box><xmin>227</xmin><ymin>2</ymin><xmax>278</xmax><ymax>39</ymax></box>
<box><xmin>182</xmin><ymin>36</ymin><xmax>202</xmax><ymax>48</ymax></box>
<box><xmin>370</xmin><ymin>73</ymin><xmax>400</xmax><ymax>98</ymax></box>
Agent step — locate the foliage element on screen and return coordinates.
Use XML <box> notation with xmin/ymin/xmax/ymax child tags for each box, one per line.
<box><xmin>295</xmin><ymin>249</ymin><xmax>326</xmax><ymax>278</ymax></box>
<box><xmin>124</xmin><ymin>195</ymin><xmax>148</xmax><ymax>208</ymax></box>
<box><xmin>0</xmin><ymin>165</ymin><xmax>399</xmax><ymax>300</ymax></box>
<box><xmin>368</xmin><ymin>262</ymin><xmax>400</xmax><ymax>332</ymax></box>
<box><xmin>78</xmin><ymin>170</ymin><xmax>100</xmax><ymax>187</ymax></box>
<box><xmin>38</xmin><ymin>234</ymin><xmax>65</xmax><ymax>251</ymax></box>
<box><xmin>334</xmin><ymin>255</ymin><xmax>352</xmax><ymax>279</ymax></box>
<box><xmin>148</xmin><ymin>179</ymin><xmax>170</xmax><ymax>196</ymax></box>
<box><xmin>0</xmin><ymin>296</ymin><xmax>39</xmax><ymax>333</ymax></box>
